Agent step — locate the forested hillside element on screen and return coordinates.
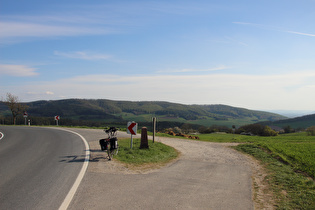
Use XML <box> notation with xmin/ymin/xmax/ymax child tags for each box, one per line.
<box><xmin>0</xmin><ymin>98</ymin><xmax>287</xmax><ymax>127</ymax></box>
<box><xmin>262</xmin><ymin>113</ymin><xmax>315</xmax><ymax>129</ymax></box>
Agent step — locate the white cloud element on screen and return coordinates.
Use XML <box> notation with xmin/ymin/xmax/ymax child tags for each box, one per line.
<box><xmin>12</xmin><ymin>71</ymin><xmax>315</xmax><ymax>110</ymax></box>
<box><xmin>0</xmin><ymin>64</ymin><xmax>39</xmax><ymax>76</ymax></box>
<box><xmin>0</xmin><ymin>21</ymin><xmax>112</xmax><ymax>39</ymax></box>
<box><xmin>46</xmin><ymin>91</ymin><xmax>54</xmax><ymax>95</ymax></box>
<box><xmin>54</xmin><ymin>51</ymin><xmax>112</xmax><ymax>60</ymax></box>
<box><xmin>286</xmin><ymin>31</ymin><xmax>315</xmax><ymax>37</ymax></box>
<box><xmin>157</xmin><ymin>65</ymin><xmax>229</xmax><ymax>73</ymax></box>
<box><xmin>233</xmin><ymin>22</ymin><xmax>315</xmax><ymax>38</ymax></box>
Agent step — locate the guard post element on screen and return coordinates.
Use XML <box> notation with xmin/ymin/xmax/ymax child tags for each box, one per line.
<box><xmin>140</xmin><ymin>127</ymin><xmax>149</xmax><ymax>149</ymax></box>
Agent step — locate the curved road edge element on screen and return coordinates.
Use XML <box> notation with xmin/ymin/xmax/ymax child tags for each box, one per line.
<box><xmin>48</xmin><ymin>128</ymin><xmax>91</xmax><ymax>210</ymax></box>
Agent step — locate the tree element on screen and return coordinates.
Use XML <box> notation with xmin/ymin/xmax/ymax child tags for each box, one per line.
<box><xmin>284</xmin><ymin>125</ymin><xmax>295</xmax><ymax>133</ymax></box>
<box><xmin>236</xmin><ymin>124</ymin><xmax>278</xmax><ymax>136</ymax></box>
<box><xmin>262</xmin><ymin>126</ymin><xmax>278</xmax><ymax>136</ymax></box>
<box><xmin>306</xmin><ymin>126</ymin><xmax>315</xmax><ymax>136</ymax></box>
<box><xmin>3</xmin><ymin>93</ymin><xmax>27</xmax><ymax>125</ymax></box>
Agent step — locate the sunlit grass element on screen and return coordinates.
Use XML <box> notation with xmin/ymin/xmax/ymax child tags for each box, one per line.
<box><xmin>115</xmin><ymin>138</ymin><xmax>179</xmax><ymax>166</ymax></box>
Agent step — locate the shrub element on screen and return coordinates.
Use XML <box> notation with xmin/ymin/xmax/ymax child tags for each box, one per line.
<box><xmin>237</xmin><ymin>124</ymin><xmax>278</xmax><ymax>136</ymax></box>
<box><xmin>262</xmin><ymin>125</ymin><xmax>278</xmax><ymax>136</ymax></box>
<box><xmin>306</xmin><ymin>126</ymin><xmax>315</xmax><ymax>136</ymax></box>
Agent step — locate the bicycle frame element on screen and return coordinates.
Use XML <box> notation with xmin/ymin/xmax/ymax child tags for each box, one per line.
<box><xmin>99</xmin><ymin>127</ymin><xmax>118</xmax><ymax>160</ymax></box>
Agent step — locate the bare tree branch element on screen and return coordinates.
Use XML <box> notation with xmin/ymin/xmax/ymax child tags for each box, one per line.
<box><xmin>3</xmin><ymin>93</ymin><xmax>28</xmax><ymax>125</ymax></box>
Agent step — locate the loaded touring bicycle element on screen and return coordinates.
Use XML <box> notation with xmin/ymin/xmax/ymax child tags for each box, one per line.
<box><xmin>99</xmin><ymin>127</ymin><xmax>118</xmax><ymax>160</ymax></box>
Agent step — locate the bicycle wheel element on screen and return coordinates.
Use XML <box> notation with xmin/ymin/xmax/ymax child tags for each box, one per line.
<box><xmin>107</xmin><ymin>141</ymin><xmax>112</xmax><ymax>160</ymax></box>
<box><xmin>111</xmin><ymin>146</ymin><xmax>118</xmax><ymax>156</ymax></box>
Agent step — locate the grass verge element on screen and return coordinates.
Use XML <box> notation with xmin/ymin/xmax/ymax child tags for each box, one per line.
<box><xmin>115</xmin><ymin>138</ymin><xmax>179</xmax><ymax>170</ymax></box>
<box><xmin>235</xmin><ymin>144</ymin><xmax>315</xmax><ymax>209</ymax></box>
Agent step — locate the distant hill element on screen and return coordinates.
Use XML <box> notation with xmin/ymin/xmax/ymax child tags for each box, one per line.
<box><xmin>0</xmin><ymin>98</ymin><xmax>286</xmax><ymax>127</ymax></box>
<box><xmin>262</xmin><ymin>113</ymin><xmax>315</xmax><ymax>129</ymax></box>
<box><xmin>266</xmin><ymin>110</ymin><xmax>315</xmax><ymax>118</ymax></box>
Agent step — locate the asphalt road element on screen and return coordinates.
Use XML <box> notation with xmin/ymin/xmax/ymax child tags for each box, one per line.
<box><xmin>0</xmin><ymin>126</ymin><xmax>87</xmax><ymax>210</ymax></box>
<box><xmin>65</xmin><ymin>128</ymin><xmax>254</xmax><ymax>210</ymax></box>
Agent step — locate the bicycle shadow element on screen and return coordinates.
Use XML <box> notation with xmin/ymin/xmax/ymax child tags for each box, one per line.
<box><xmin>87</xmin><ymin>149</ymin><xmax>110</xmax><ymax>162</ymax></box>
<box><xmin>59</xmin><ymin>147</ymin><xmax>110</xmax><ymax>163</ymax></box>
<box><xmin>59</xmin><ymin>155</ymin><xmax>88</xmax><ymax>163</ymax></box>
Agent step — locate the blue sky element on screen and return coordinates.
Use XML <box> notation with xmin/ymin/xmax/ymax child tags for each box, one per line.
<box><xmin>1</xmin><ymin>0</ymin><xmax>315</xmax><ymax>111</ymax></box>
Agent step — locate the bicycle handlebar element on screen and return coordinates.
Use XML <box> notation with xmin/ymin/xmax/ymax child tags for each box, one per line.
<box><xmin>104</xmin><ymin>127</ymin><xmax>118</xmax><ymax>133</ymax></box>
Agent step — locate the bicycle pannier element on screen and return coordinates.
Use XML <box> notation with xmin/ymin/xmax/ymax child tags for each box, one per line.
<box><xmin>110</xmin><ymin>137</ymin><xmax>118</xmax><ymax>149</ymax></box>
<box><xmin>99</xmin><ymin>139</ymin><xmax>107</xmax><ymax>151</ymax></box>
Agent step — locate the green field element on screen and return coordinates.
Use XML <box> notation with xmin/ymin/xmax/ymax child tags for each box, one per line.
<box><xmin>186</xmin><ymin>132</ymin><xmax>315</xmax><ymax>209</ymax></box>
<box><xmin>195</xmin><ymin>132</ymin><xmax>315</xmax><ymax>178</ymax></box>
<box><xmin>255</xmin><ymin>133</ymin><xmax>315</xmax><ymax>179</ymax></box>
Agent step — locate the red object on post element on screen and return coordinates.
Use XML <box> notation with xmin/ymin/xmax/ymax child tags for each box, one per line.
<box><xmin>127</xmin><ymin>122</ymin><xmax>137</xmax><ymax>135</ymax></box>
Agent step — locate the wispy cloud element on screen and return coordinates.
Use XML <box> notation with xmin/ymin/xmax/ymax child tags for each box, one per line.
<box><xmin>45</xmin><ymin>91</ymin><xmax>54</xmax><ymax>95</ymax></box>
<box><xmin>233</xmin><ymin>22</ymin><xmax>254</xmax><ymax>26</ymax></box>
<box><xmin>54</xmin><ymin>51</ymin><xmax>112</xmax><ymax>60</ymax></box>
<box><xmin>26</xmin><ymin>91</ymin><xmax>54</xmax><ymax>96</ymax></box>
<box><xmin>157</xmin><ymin>65</ymin><xmax>229</xmax><ymax>73</ymax></box>
<box><xmin>0</xmin><ymin>1</ymin><xmax>217</xmax><ymax>42</ymax></box>
<box><xmin>0</xmin><ymin>64</ymin><xmax>39</xmax><ymax>76</ymax></box>
<box><xmin>0</xmin><ymin>21</ymin><xmax>113</xmax><ymax>39</ymax></box>
<box><xmin>286</xmin><ymin>31</ymin><xmax>315</xmax><ymax>37</ymax></box>
<box><xmin>233</xmin><ymin>22</ymin><xmax>315</xmax><ymax>38</ymax></box>
<box><xmin>0</xmin><ymin>11</ymin><xmax>122</xmax><ymax>44</ymax></box>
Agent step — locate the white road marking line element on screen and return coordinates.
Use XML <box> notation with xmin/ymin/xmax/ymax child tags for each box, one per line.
<box><xmin>0</xmin><ymin>132</ymin><xmax>4</xmax><ymax>140</ymax></box>
<box><xmin>56</xmin><ymin>129</ymin><xmax>90</xmax><ymax>210</ymax></box>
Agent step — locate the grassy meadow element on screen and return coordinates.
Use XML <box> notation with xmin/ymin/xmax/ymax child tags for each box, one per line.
<box><xmin>115</xmin><ymin>138</ymin><xmax>179</xmax><ymax>167</ymax></box>
<box><xmin>195</xmin><ymin>132</ymin><xmax>315</xmax><ymax>178</ymax></box>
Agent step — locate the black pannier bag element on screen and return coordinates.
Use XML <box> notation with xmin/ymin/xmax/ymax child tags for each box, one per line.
<box><xmin>99</xmin><ymin>139</ymin><xmax>107</xmax><ymax>151</ymax></box>
<box><xmin>110</xmin><ymin>137</ymin><xmax>118</xmax><ymax>150</ymax></box>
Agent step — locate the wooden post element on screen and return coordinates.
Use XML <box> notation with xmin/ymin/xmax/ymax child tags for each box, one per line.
<box><xmin>152</xmin><ymin>117</ymin><xmax>156</xmax><ymax>143</ymax></box>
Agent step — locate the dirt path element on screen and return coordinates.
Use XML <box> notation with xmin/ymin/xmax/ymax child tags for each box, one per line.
<box><xmin>65</xmin><ymin>128</ymin><xmax>272</xmax><ymax>209</ymax></box>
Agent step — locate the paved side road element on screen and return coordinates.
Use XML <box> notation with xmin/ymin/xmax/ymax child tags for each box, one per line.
<box><xmin>66</xmin><ymin>128</ymin><xmax>254</xmax><ymax>210</ymax></box>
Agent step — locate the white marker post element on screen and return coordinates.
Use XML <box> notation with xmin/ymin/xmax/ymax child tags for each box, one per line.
<box><xmin>55</xmin><ymin>115</ymin><xmax>60</xmax><ymax>126</ymax></box>
<box><xmin>127</xmin><ymin>121</ymin><xmax>137</xmax><ymax>149</ymax></box>
<box><xmin>23</xmin><ymin>112</ymin><xmax>28</xmax><ymax>126</ymax></box>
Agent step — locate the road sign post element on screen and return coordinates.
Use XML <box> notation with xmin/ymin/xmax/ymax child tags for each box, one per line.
<box><xmin>127</xmin><ymin>121</ymin><xmax>137</xmax><ymax>149</ymax></box>
<box><xmin>23</xmin><ymin>112</ymin><xmax>28</xmax><ymax>126</ymax></box>
<box><xmin>55</xmin><ymin>116</ymin><xmax>60</xmax><ymax>126</ymax></box>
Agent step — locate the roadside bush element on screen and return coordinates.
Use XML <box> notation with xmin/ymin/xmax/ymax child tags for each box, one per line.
<box><xmin>236</xmin><ymin>124</ymin><xmax>278</xmax><ymax>136</ymax></box>
<box><xmin>173</xmin><ymin>127</ymin><xmax>182</xmax><ymax>134</ymax></box>
<box><xmin>262</xmin><ymin>125</ymin><xmax>278</xmax><ymax>136</ymax></box>
<box><xmin>306</xmin><ymin>126</ymin><xmax>315</xmax><ymax>136</ymax></box>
